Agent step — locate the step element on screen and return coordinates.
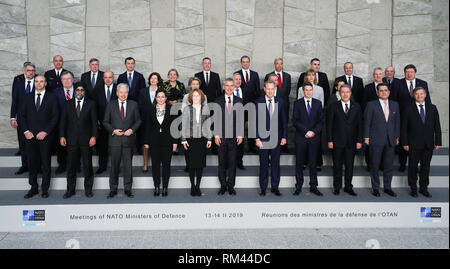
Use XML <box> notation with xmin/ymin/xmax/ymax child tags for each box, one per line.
<box><xmin>0</xmin><ymin>165</ymin><xmax>448</xmax><ymax>190</ymax></box>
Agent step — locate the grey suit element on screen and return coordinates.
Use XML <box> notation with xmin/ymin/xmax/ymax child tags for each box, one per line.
<box><xmin>364</xmin><ymin>99</ymin><xmax>400</xmax><ymax>191</ymax></box>
<box><xmin>103</xmin><ymin>99</ymin><xmax>141</xmax><ymax>192</ymax></box>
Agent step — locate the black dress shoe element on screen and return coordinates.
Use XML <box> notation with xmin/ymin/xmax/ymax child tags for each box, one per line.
<box><xmin>95</xmin><ymin>167</ymin><xmax>106</xmax><ymax>174</ymax></box>
<box><xmin>281</xmin><ymin>145</ymin><xmax>290</xmax><ymax>153</ymax></box>
<box><xmin>228</xmin><ymin>188</ymin><xmax>236</xmax><ymax>195</ymax></box>
<box><xmin>271</xmin><ymin>189</ymin><xmax>282</xmax><ymax>196</ymax></box>
<box><xmin>55</xmin><ymin>166</ymin><xmax>66</xmax><ymax>174</ymax></box>
<box><xmin>190</xmin><ymin>186</ymin><xmax>196</xmax><ymax>196</ymax></box>
<box><xmin>107</xmin><ymin>191</ymin><xmax>117</xmax><ymax>199</ymax></box>
<box><xmin>24</xmin><ymin>189</ymin><xmax>38</xmax><ymax>199</ymax></box>
<box><xmin>372</xmin><ymin>189</ymin><xmax>380</xmax><ymax>197</ymax></box>
<box><xmin>398</xmin><ymin>165</ymin><xmax>406</xmax><ymax>172</ymax></box>
<box><xmin>410</xmin><ymin>190</ymin><xmax>418</xmax><ymax>198</ymax></box>
<box><xmin>310</xmin><ymin>188</ymin><xmax>323</xmax><ymax>196</ymax></box>
<box><xmin>125</xmin><ymin>191</ymin><xmax>134</xmax><ymax>198</ymax></box>
<box><xmin>154</xmin><ymin>187</ymin><xmax>160</xmax><ymax>196</ymax></box>
<box><xmin>249</xmin><ymin>147</ymin><xmax>258</xmax><ymax>154</ymax></box>
<box><xmin>15</xmin><ymin>166</ymin><xmax>28</xmax><ymax>175</ymax></box>
<box><xmin>63</xmin><ymin>192</ymin><xmax>75</xmax><ymax>199</ymax></box>
<box><xmin>218</xmin><ymin>187</ymin><xmax>227</xmax><ymax>195</ymax></box>
<box><xmin>259</xmin><ymin>189</ymin><xmax>266</xmax><ymax>196</ymax></box>
<box><xmin>333</xmin><ymin>189</ymin><xmax>340</xmax><ymax>195</ymax></box>
<box><xmin>344</xmin><ymin>188</ymin><xmax>357</xmax><ymax>196</ymax></box>
<box><xmin>41</xmin><ymin>192</ymin><xmax>49</xmax><ymax>198</ymax></box>
<box><xmin>196</xmin><ymin>186</ymin><xmax>202</xmax><ymax>196</ymax></box>
<box><xmin>162</xmin><ymin>188</ymin><xmax>168</xmax><ymax>196</ymax></box>
<box><xmin>316</xmin><ymin>166</ymin><xmax>322</xmax><ymax>172</ymax></box>
<box><xmin>293</xmin><ymin>189</ymin><xmax>301</xmax><ymax>195</ymax></box>
<box><xmin>419</xmin><ymin>189</ymin><xmax>432</xmax><ymax>198</ymax></box>
<box><xmin>384</xmin><ymin>189</ymin><xmax>397</xmax><ymax>197</ymax></box>
<box><xmin>85</xmin><ymin>191</ymin><xmax>93</xmax><ymax>198</ymax></box>
<box><xmin>237</xmin><ymin>163</ymin><xmax>245</xmax><ymax>170</ymax></box>
<box><xmin>77</xmin><ymin>166</ymin><xmax>81</xmax><ymax>173</ymax></box>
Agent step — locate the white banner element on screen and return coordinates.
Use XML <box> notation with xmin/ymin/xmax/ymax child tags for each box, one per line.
<box><xmin>1</xmin><ymin>202</ymin><xmax>447</xmax><ymax>232</ymax></box>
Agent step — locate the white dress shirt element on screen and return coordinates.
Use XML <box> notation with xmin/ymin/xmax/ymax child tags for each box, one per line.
<box><xmin>75</xmin><ymin>97</ymin><xmax>84</xmax><ymax>111</ymax></box>
<box><xmin>55</xmin><ymin>68</ymin><xmax>62</xmax><ymax>77</ymax></box>
<box><xmin>341</xmin><ymin>100</ymin><xmax>350</xmax><ymax>113</ymax></box>
<box><xmin>298</xmin><ymin>85</ymin><xmax>324</xmax><ymax>108</ymax></box>
<box><xmin>346</xmin><ymin>75</ymin><xmax>353</xmax><ymax>87</ymax></box>
<box><xmin>203</xmin><ymin>71</ymin><xmax>210</xmax><ymax>83</ymax></box>
<box><xmin>234</xmin><ymin>87</ymin><xmax>243</xmax><ymax>99</ymax></box>
<box><xmin>225</xmin><ymin>94</ymin><xmax>234</xmax><ymax>104</ymax></box>
<box><xmin>63</xmin><ymin>86</ymin><xmax>74</xmax><ymax>100</ymax></box>
<box><xmin>128</xmin><ymin>70</ymin><xmax>135</xmax><ymax>81</ymax></box>
<box><xmin>416</xmin><ymin>101</ymin><xmax>425</xmax><ymax>115</ymax></box>
<box><xmin>242</xmin><ymin>69</ymin><xmax>250</xmax><ymax>84</ymax></box>
<box><xmin>274</xmin><ymin>71</ymin><xmax>283</xmax><ymax>82</ymax></box>
<box><xmin>104</xmin><ymin>84</ymin><xmax>113</xmax><ymax>101</ymax></box>
<box><xmin>379</xmin><ymin>98</ymin><xmax>389</xmax><ymax>114</ymax></box>
<box><xmin>265</xmin><ymin>96</ymin><xmax>275</xmax><ymax>116</ymax></box>
<box><xmin>34</xmin><ymin>90</ymin><xmax>45</xmax><ymax>106</ymax></box>
<box><xmin>91</xmin><ymin>72</ymin><xmax>98</xmax><ymax>84</ymax></box>
<box><xmin>118</xmin><ymin>99</ymin><xmax>127</xmax><ymax>118</ymax></box>
<box><xmin>408</xmin><ymin>79</ymin><xmax>416</xmax><ymax>90</ymax></box>
<box><xmin>25</xmin><ymin>77</ymin><xmax>34</xmax><ymax>91</ymax></box>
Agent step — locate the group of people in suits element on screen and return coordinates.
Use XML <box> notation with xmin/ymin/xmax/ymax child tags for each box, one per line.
<box><xmin>10</xmin><ymin>53</ymin><xmax>442</xmax><ymax>199</ymax></box>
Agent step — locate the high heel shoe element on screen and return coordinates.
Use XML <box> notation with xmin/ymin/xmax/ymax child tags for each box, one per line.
<box><xmin>190</xmin><ymin>186</ymin><xmax>196</xmax><ymax>196</ymax></box>
<box><xmin>154</xmin><ymin>187</ymin><xmax>160</xmax><ymax>196</ymax></box>
<box><xmin>162</xmin><ymin>187</ymin><xmax>168</xmax><ymax>197</ymax></box>
<box><xmin>196</xmin><ymin>186</ymin><xmax>202</xmax><ymax>197</ymax></box>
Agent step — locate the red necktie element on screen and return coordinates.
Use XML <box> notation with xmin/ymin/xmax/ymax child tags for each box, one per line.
<box><xmin>409</xmin><ymin>81</ymin><xmax>414</xmax><ymax>97</ymax></box>
<box><xmin>277</xmin><ymin>73</ymin><xmax>282</xmax><ymax>88</ymax></box>
<box><xmin>227</xmin><ymin>96</ymin><xmax>232</xmax><ymax>114</ymax></box>
<box><xmin>120</xmin><ymin>102</ymin><xmax>125</xmax><ymax>120</ymax></box>
<box><xmin>245</xmin><ymin>71</ymin><xmax>249</xmax><ymax>84</ymax></box>
<box><xmin>66</xmin><ymin>90</ymin><xmax>70</xmax><ymax>100</ymax></box>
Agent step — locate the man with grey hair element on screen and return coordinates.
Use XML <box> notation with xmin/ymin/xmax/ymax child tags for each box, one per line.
<box><xmin>103</xmin><ymin>83</ymin><xmax>141</xmax><ymax>199</ymax></box>
<box><xmin>382</xmin><ymin>66</ymin><xmax>399</xmax><ymax>92</ymax></box>
<box><xmin>81</xmin><ymin>58</ymin><xmax>104</xmax><ymax>99</ymax></box>
<box><xmin>45</xmin><ymin>55</ymin><xmax>69</xmax><ymax>92</ymax></box>
<box><xmin>334</xmin><ymin>62</ymin><xmax>364</xmax><ymax>105</ymax></box>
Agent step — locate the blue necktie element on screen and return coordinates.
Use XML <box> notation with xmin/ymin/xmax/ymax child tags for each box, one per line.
<box><xmin>91</xmin><ymin>73</ymin><xmax>96</xmax><ymax>88</ymax></box>
<box><xmin>235</xmin><ymin>89</ymin><xmax>240</xmax><ymax>98</ymax></box>
<box><xmin>268</xmin><ymin>99</ymin><xmax>273</xmax><ymax>118</ymax></box>
<box><xmin>36</xmin><ymin>93</ymin><xmax>41</xmax><ymax>111</ymax></box>
<box><xmin>26</xmin><ymin>81</ymin><xmax>31</xmax><ymax>93</ymax></box>
<box><xmin>419</xmin><ymin>104</ymin><xmax>425</xmax><ymax>124</ymax></box>
<box><xmin>106</xmin><ymin>86</ymin><xmax>111</xmax><ymax>102</ymax></box>
<box><xmin>307</xmin><ymin>100</ymin><xmax>311</xmax><ymax>116</ymax></box>
<box><xmin>128</xmin><ymin>73</ymin><xmax>132</xmax><ymax>87</ymax></box>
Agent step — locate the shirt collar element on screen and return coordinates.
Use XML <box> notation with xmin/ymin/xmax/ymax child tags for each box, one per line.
<box><xmin>416</xmin><ymin>101</ymin><xmax>425</xmax><ymax>106</ymax></box>
<box><xmin>36</xmin><ymin>90</ymin><xmax>45</xmax><ymax>96</ymax></box>
<box><xmin>64</xmin><ymin>86</ymin><xmax>73</xmax><ymax>92</ymax></box>
<box><xmin>226</xmin><ymin>94</ymin><xmax>233</xmax><ymax>102</ymax></box>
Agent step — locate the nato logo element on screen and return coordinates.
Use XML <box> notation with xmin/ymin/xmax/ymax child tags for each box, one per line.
<box><xmin>23</xmin><ymin>210</ymin><xmax>45</xmax><ymax>221</ymax></box>
<box><xmin>420</xmin><ymin>207</ymin><xmax>441</xmax><ymax>218</ymax></box>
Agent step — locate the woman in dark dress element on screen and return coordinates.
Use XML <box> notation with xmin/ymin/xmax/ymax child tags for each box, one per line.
<box><xmin>181</xmin><ymin>86</ymin><xmax>212</xmax><ymax>196</ymax></box>
<box><xmin>143</xmin><ymin>89</ymin><xmax>178</xmax><ymax>197</ymax></box>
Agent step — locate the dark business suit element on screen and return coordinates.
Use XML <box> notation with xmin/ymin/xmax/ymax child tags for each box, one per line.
<box><xmin>102</xmin><ymin>99</ymin><xmax>141</xmax><ymax>193</ymax></box>
<box><xmin>117</xmin><ymin>71</ymin><xmax>146</xmax><ymax>102</ymax></box>
<box><xmin>53</xmin><ymin>86</ymin><xmax>74</xmax><ymax>169</ymax></box>
<box><xmin>382</xmin><ymin>77</ymin><xmax>400</xmax><ymax>94</ymax></box>
<box><xmin>364</xmin><ymin>99</ymin><xmax>400</xmax><ymax>191</ymax></box>
<box><xmin>298</xmin><ymin>71</ymin><xmax>330</xmax><ymax>105</ymax></box>
<box><xmin>44</xmin><ymin>68</ymin><xmax>67</xmax><ymax>92</ymax></box>
<box><xmin>143</xmin><ymin>104</ymin><xmax>177</xmax><ymax>189</ymax></box>
<box><xmin>138</xmin><ymin>87</ymin><xmax>157</xmax><ymax>143</ymax></box>
<box><xmin>335</xmin><ymin>75</ymin><xmax>364</xmax><ymax>105</ymax></box>
<box><xmin>255</xmin><ymin>96</ymin><xmax>287</xmax><ymax>191</ymax></box>
<box><xmin>18</xmin><ymin>91</ymin><xmax>59</xmax><ymax>194</ymax></box>
<box><xmin>59</xmin><ymin>97</ymin><xmax>98</xmax><ymax>194</ymax></box>
<box><xmin>195</xmin><ymin>71</ymin><xmax>222</xmax><ymax>103</ymax></box>
<box><xmin>264</xmin><ymin>71</ymin><xmax>292</xmax><ymax>116</ymax></box>
<box><xmin>81</xmin><ymin>71</ymin><xmax>104</xmax><ymax>99</ymax></box>
<box><xmin>293</xmin><ymin>98</ymin><xmax>324</xmax><ymax>190</ymax></box>
<box><xmin>401</xmin><ymin>102</ymin><xmax>441</xmax><ymax>191</ymax></box>
<box><xmin>327</xmin><ymin>100</ymin><xmax>363</xmax><ymax>190</ymax></box>
<box><xmin>11</xmin><ymin>75</ymin><xmax>35</xmax><ymax>169</ymax></box>
<box><xmin>93</xmin><ymin>83</ymin><xmax>117</xmax><ymax>170</ymax></box>
<box><xmin>215</xmin><ymin>95</ymin><xmax>244</xmax><ymax>190</ymax></box>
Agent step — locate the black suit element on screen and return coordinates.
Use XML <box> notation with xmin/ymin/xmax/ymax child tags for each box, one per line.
<box><xmin>298</xmin><ymin>71</ymin><xmax>330</xmax><ymax>105</ymax></box>
<box><xmin>81</xmin><ymin>71</ymin><xmax>104</xmax><ymax>99</ymax></box>
<box><xmin>382</xmin><ymin>77</ymin><xmax>400</xmax><ymax>94</ymax></box>
<box><xmin>117</xmin><ymin>71</ymin><xmax>146</xmax><ymax>102</ymax></box>
<box><xmin>18</xmin><ymin>91</ymin><xmax>59</xmax><ymax>194</ymax></box>
<box><xmin>335</xmin><ymin>75</ymin><xmax>364</xmax><ymax>105</ymax></box>
<box><xmin>59</xmin><ymin>98</ymin><xmax>98</xmax><ymax>194</ymax></box>
<box><xmin>44</xmin><ymin>68</ymin><xmax>67</xmax><ymax>92</ymax></box>
<box><xmin>195</xmin><ymin>71</ymin><xmax>222</xmax><ymax>103</ymax></box>
<box><xmin>401</xmin><ymin>102</ymin><xmax>441</xmax><ymax>191</ymax></box>
<box><xmin>264</xmin><ymin>71</ymin><xmax>292</xmax><ymax>114</ymax></box>
<box><xmin>327</xmin><ymin>100</ymin><xmax>362</xmax><ymax>190</ymax></box>
<box><xmin>93</xmin><ymin>83</ymin><xmax>117</xmax><ymax>170</ymax></box>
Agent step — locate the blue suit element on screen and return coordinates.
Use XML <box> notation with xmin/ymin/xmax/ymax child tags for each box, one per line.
<box><xmin>293</xmin><ymin>98</ymin><xmax>324</xmax><ymax>190</ymax></box>
<box><xmin>255</xmin><ymin>96</ymin><xmax>287</xmax><ymax>190</ymax></box>
<box><xmin>364</xmin><ymin>99</ymin><xmax>400</xmax><ymax>191</ymax></box>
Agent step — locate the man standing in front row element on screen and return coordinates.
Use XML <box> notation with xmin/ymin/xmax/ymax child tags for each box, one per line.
<box><xmin>19</xmin><ymin>75</ymin><xmax>59</xmax><ymax>199</ymax></box>
<box><xmin>255</xmin><ymin>80</ymin><xmax>287</xmax><ymax>196</ymax></box>
<box><xmin>327</xmin><ymin>84</ymin><xmax>362</xmax><ymax>196</ymax></box>
<box><xmin>401</xmin><ymin>87</ymin><xmax>441</xmax><ymax>198</ymax></box>
<box><xmin>59</xmin><ymin>82</ymin><xmax>98</xmax><ymax>199</ymax></box>
<box><xmin>103</xmin><ymin>83</ymin><xmax>141</xmax><ymax>199</ymax></box>
<box><xmin>364</xmin><ymin>83</ymin><xmax>400</xmax><ymax>197</ymax></box>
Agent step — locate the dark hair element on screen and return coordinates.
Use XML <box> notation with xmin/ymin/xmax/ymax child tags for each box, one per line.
<box><xmin>302</xmin><ymin>81</ymin><xmax>313</xmax><ymax>89</ymax></box>
<box><xmin>89</xmin><ymin>58</ymin><xmax>99</xmax><ymax>64</ymax></box>
<box><xmin>124</xmin><ymin>57</ymin><xmax>135</xmax><ymax>64</ymax></box>
<box><xmin>310</xmin><ymin>58</ymin><xmax>320</xmax><ymax>64</ymax></box>
<box><xmin>376</xmin><ymin>83</ymin><xmax>389</xmax><ymax>92</ymax></box>
<box><xmin>240</xmin><ymin>55</ymin><xmax>250</xmax><ymax>62</ymax></box>
<box><xmin>154</xmin><ymin>88</ymin><xmax>168</xmax><ymax>107</ymax></box>
<box><xmin>148</xmin><ymin>72</ymin><xmax>163</xmax><ymax>86</ymax></box>
<box><xmin>202</xmin><ymin>57</ymin><xmax>211</xmax><ymax>63</ymax></box>
<box><xmin>404</xmin><ymin>64</ymin><xmax>417</xmax><ymax>73</ymax></box>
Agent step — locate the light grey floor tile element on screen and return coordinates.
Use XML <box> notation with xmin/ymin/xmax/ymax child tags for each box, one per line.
<box><xmin>213</xmin><ymin>235</ymin><xmax>252</xmax><ymax>249</ymax></box>
<box><xmin>177</xmin><ymin>235</ymin><xmax>216</xmax><ymax>249</ymax></box>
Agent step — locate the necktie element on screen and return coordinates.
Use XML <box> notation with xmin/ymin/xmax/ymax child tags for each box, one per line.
<box><xmin>384</xmin><ymin>100</ymin><xmax>389</xmax><ymax>122</ymax></box>
<box><xmin>387</xmin><ymin>79</ymin><xmax>391</xmax><ymax>88</ymax></box>
<box><xmin>307</xmin><ymin>100</ymin><xmax>311</xmax><ymax>117</ymax></box>
<box><xmin>268</xmin><ymin>99</ymin><xmax>273</xmax><ymax>117</ymax></box>
<box><xmin>227</xmin><ymin>96</ymin><xmax>232</xmax><ymax>114</ymax></box>
<box><xmin>205</xmin><ymin>72</ymin><xmax>209</xmax><ymax>86</ymax></box>
<box><xmin>419</xmin><ymin>104</ymin><xmax>425</xmax><ymax>124</ymax></box>
<box><xmin>245</xmin><ymin>71</ymin><xmax>249</xmax><ymax>84</ymax></box>
<box><xmin>345</xmin><ymin>103</ymin><xmax>349</xmax><ymax>114</ymax></box>
<box><xmin>26</xmin><ymin>81</ymin><xmax>31</xmax><ymax>93</ymax></box>
<box><xmin>120</xmin><ymin>101</ymin><xmax>125</xmax><ymax>120</ymax></box>
<box><xmin>106</xmin><ymin>86</ymin><xmax>111</xmax><ymax>102</ymax></box>
<box><xmin>348</xmin><ymin>76</ymin><xmax>352</xmax><ymax>88</ymax></box>
<box><xmin>235</xmin><ymin>89</ymin><xmax>240</xmax><ymax>98</ymax></box>
<box><xmin>66</xmin><ymin>89</ymin><xmax>71</xmax><ymax>100</ymax></box>
<box><xmin>277</xmin><ymin>73</ymin><xmax>282</xmax><ymax>88</ymax></box>
<box><xmin>409</xmin><ymin>81</ymin><xmax>414</xmax><ymax>97</ymax></box>
<box><xmin>91</xmin><ymin>73</ymin><xmax>96</xmax><ymax>88</ymax></box>
<box><xmin>36</xmin><ymin>93</ymin><xmax>41</xmax><ymax>111</ymax></box>
<box><xmin>76</xmin><ymin>100</ymin><xmax>81</xmax><ymax>118</ymax></box>
<box><xmin>57</xmin><ymin>70</ymin><xmax>60</xmax><ymax>78</ymax></box>
<box><xmin>128</xmin><ymin>73</ymin><xmax>132</xmax><ymax>87</ymax></box>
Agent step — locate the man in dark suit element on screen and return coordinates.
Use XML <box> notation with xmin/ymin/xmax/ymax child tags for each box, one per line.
<box><xmin>18</xmin><ymin>75</ymin><xmax>59</xmax><ymax>198</ymax></box>
<box><xmin>364</xmin><ymin>83</ymin><xmax>400</xmax><ymax>197</ymax></box>
<box><xmin>93</xmin><ymin>71</ymin><xmax>117</xmax><ymax>174</ymax></box>
<box><xmin>293</xmin><ymin>82</ymin><xmax>325</xmax><ymax>196</ymax></box>
<box><xmin>335</xmin><ymin>62</ymin><xmax>364</xmax><ymax>105</ymax></box>
<box><xmin>236</xmin><ymin>55</ymin><xmax>260</xmax><ymax>153</ymax></box>
<box><xmin>81</xmin><ymin>58</ymin><xmax>104</xmax><ymax>99</ymax></box>
<box><xmin>255</xmin><ymin>80</ymin><xmax>288</xmax><ymax>196</ymax></box>
<box><xmin>44</xmin><ymin>55</ymin><xmax>68</xmax><ymax>92</ymax></box>
<box><xmin>117</xmin><ymin>57</ymin><xmax>146</xmax><ymax>102</ymax></box>
<box><xmin>214</xmin><ymin>78</ymin><xmax>244</xmax><ymax>195</ymax></box>
<box><xmin>383</xmin><ymin>66</ymin><xmax>400</xmax><ymax>92</ymax></box>
<box><xmin>298</xmin><ymin>58</ymin><xmax>330</xmax><ymax>105</ymax></box>
<box><xmin>394</xmin><ymin>64</ymin><xmax>431</xmax><ymax>172</ymax></box>
<box><xmin>232</xmin><ymin>72</ymin><xmax>246</xmax><ymax>169</ymax></box>
<box><xmin>264</xmin><ymin>58</ymin><xmax>292</xmax><ymax>153</ymax></box>
<box><xmin>401</xmin><ymin>87</ymin><xmax>441</xmax><ymax>198</ymax></box>
<box><xmin>102</xmin><ymin>83</ymin><xmax>141</xmax><ymax>198</ymax></box>
<box><xmin>327</xmin><ymin>84</ymin><xmax>362</xmax><ymax>196</ymax></box>
<box><xmin>59</xmin><ymin>82</ymin><xmax>98</xmax><ymax>198</ymax></box>
<box><xmin>10</xmin><ymin>62</ymin><xmax>36</xmax><ymax>175</ymax></box>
